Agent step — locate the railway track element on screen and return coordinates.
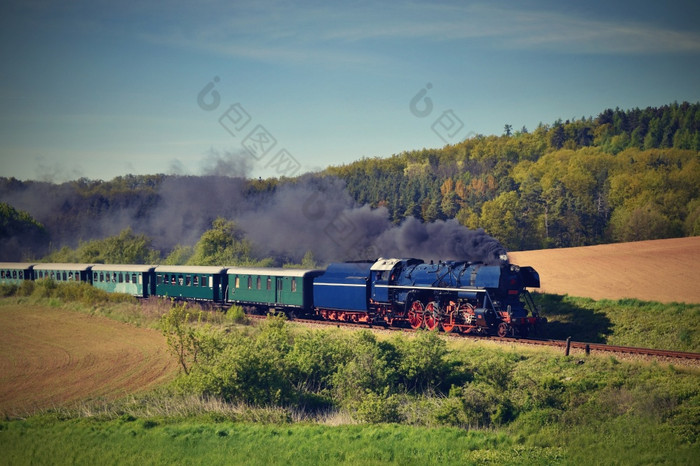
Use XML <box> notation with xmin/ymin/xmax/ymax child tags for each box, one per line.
<box><xmin>489</xmin><ymin>336</ymin><xmax>700</xmax><ymax>360</ymax></box>
<box><xmin>247</xmin><ymin>313</ymin><xmax>700</xmax><ymax>362</ymax></box>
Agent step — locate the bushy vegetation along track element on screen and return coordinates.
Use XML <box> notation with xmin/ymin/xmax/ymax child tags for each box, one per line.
<box><xmin>248</xmin><ymin>314</ymin><xmax>700</xmax><ymax>363</ymax></box>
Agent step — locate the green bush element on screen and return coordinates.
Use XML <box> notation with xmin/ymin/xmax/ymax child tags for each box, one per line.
<box><xmin>432</xmin><ymin>395</ymin><xmax>469</xmax><ymax>428</ymax></box>
<box><xmin>331</xmin><ymin>331</ymin><xmax>398</xmax><ymax>406</ymax></box>
<box><xmin>0</xmin><ymin>283</ymin><xmax>18</xmax><ymax>297</ymax></box>
<box><xmin>225</xmin><ymin>305</ymin><xmax>248</xmax><ymax>324</ymax></box>
<box><xmin>394</xmin><ymin>331</ymin><xmax>450</xmax><ymax>393</ymax></box>
<box><xmin>354</xmin><ymin>388</ymin><xmax>400</xmax><ymax>424</ymax></box>
<box><xmin>286</xmin><ymin>329</ymin><xmax>353</xmax><ymax>394</ymax></box>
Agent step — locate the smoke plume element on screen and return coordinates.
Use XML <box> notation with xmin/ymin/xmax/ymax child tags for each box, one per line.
<box><xmin>0</xmin><ymin>175</ymin><xmax>507</xmax><ymax>265</ymax></box>
<box><xmin>235</xmin><ymin>176</ymin><xmax>507</xmax><ymax>265</ymax></box>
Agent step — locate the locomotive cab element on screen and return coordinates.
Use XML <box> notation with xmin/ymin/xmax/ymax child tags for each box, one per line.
<box><xmin>370</xmin><ymin>258</ymin><xmax>422</xmax><ymax>304</ymax></box>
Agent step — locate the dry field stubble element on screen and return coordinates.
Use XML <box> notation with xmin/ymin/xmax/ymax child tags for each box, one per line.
<box><xmin>0</xmin><ymin>304</ymin><xmax>177</xmax><ymax>417</ymax></box>
<box><xmin>509</xmin><ymin>236</ymin><xmax>700</xmax><ymax>304</ymax></box>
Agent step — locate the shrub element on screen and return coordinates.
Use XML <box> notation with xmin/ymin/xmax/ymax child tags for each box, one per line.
<box><xmin>394</xmin><ymin>331</ymin><xmax>450</xmax><ymax>393</ymax></box>
<box><xmin>17</xmin><ymin>280</ymin><xmax>35</xmax><ymax>296</ymax></box>
<box><xmin>0</xmin><ymin>283</ymin><xmax>18</xmax><ymax>297</ymax></box>
<box><xmin>461</xmin><ymin>382</ymin><xmax>516</xmax><ymax>428</ymax></box>
<box><xmin>332</xmin><ymin>331</ymin><xmax>398</xmax><ymax>406</ymax></box>
<box><xmin>355</xmin><ymin>389</ymin><xmax>400</xmax><ymax>424</ymax></box>
<box><xmin>225</xmin><ymin>305</ymin><xmax>248</xmax><ymax>324</ymax></box>
<box><xmin>432</xmin><ymin>396</ymin><xmax>469</xmax><ymax>428</ymax></box>
<box><xmin>286</xmin><ymin>330</ymin><xmax>353</xmax><ymax>394</ymax></box>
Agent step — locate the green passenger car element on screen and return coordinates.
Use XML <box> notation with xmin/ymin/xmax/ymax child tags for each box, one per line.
<box><xmin>154</xmin><ymin>265</ymin><xmax>227</xmax><ymax>302</ymax></box>
<box><xmin>91</xmin><ymin>264</ymin><xmax>156</xmax><ymax>298</ymax></box>
<box><xmin>227</xmin><ymin>267</ymin><xmax>323</xmax><ymax>311</ymax></box>
<box><xmin>0</xmin><ymin>263</ymin><xmax>35</xmax><ymax>285</ymax></box>
<box><xmin>33</xmin><ymin>263</ymin><xmax>93</xmax><ymax>283</ymax></box>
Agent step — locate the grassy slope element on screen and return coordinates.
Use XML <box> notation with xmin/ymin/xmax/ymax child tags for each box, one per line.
<box><xmin>1</xmin><ymin>284</ymin><xmax>699</xmax><ymax>464</ymax></box>
<box><xmin>534</xmin><ymin>294</ymin><xmax>700</xmax><ymax>352</ymax></box>
<box><xmin>1</xmin><ymin>352</ymin><xmax>698</xmax><ymax>465</ymax></box>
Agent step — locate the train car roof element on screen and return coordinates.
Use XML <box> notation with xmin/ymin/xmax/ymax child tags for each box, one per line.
<box><xmin>91</xmin><ymin>264</ymin><xmax>156</xmax><ymax>272</ymax></box>
<box><xmin>0</xmin><ymin>262</ymin><xmax>37</xmax><ymax>269</ymax></box>
<box><xmin>370</xmin><ymin>258</ymin><xmax>404</xmax><ymax>271</ymax></box>
<box><xmin>226</xmin><ymin>267</ymin><xmax>324</xmax><ymax>278</ymax></box>
<box><xmin>154</xmin><ymin>265</ymin><xmax>227</xmax><ymax>274</ymax></box>
<box><xmin>33</xmin><ymin>263</ymin><xmax>94</xmax><ymax>271</ymax></box>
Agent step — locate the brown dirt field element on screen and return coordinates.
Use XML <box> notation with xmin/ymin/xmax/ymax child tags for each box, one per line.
<box><xmin>0</xmin><ymin>305</ymin><xmax>177</xmax><ymax>417</ymax></box>
<box><xmin>508</xmin><ymin>236</ymin><xmax>700</xmax><ymax>304</ymax></box>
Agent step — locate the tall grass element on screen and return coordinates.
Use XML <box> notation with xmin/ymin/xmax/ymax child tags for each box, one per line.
<box><xmin>0</xmin><ymin>416</ymin><xmax>565</xmax><ymax>466</ymax></box>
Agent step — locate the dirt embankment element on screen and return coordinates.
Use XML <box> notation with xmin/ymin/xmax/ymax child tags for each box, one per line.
<box><xmin>508</xmin><ymin>236</ymin><xmax>700</xmax><ymax>304</ymax></box>
<box><xmin>0</xmin><ymin>305</ymin><xmax>177</xmax><ymax>417</ymax></box>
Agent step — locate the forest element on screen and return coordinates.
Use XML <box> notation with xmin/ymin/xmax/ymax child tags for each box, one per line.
<box><xmin>326</xmin><ymin>101</ymin><xmax>700</xmax><ymax>251</ymax></box>
<box><xmin>0</xmin><ymin>101</ymin><xmax>698</xmax><ymax>261</ymax></box>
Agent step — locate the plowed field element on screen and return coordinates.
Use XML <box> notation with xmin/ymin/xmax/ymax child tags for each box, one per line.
<box><xmin>0</xmin><ymin>305</ymin><xmax>177</xmax><ymax>417</ymax></box>
<box><xmin>509</xmin><ymin>236</ymin><xmax>700</xmax><ymax>304</ymax></box>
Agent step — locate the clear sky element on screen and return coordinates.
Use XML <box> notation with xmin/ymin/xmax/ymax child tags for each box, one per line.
<box><xmin>1</xmin><ymin>0</ymin><xmax>699</xmax><ymax>182</ymax></box>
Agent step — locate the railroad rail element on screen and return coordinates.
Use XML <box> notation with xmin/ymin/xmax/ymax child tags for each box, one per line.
<box><xmin>247</xmin><ymin>313</ymin><xmax>700</xmax><ymax>361</ymax></box>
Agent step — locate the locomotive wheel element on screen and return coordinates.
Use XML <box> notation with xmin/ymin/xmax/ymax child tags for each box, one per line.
<box><xmin>408</xmin><ymin>301</ymin><xmax>425</xmax><ymax>329</ymax></box>
<box><xmin>441</xmin><ymin>311</ymin><xmax>456</xmax><ymax>333</ymax></box>
<box><xmin>497</xmin><ymin>322</ymin><xmax>510</xmax><ymax>337</ymax></box>
<box><xmin>424</xmin><ymin>302</ymin><xmax>439</xmax><ymax>331</ymax></box>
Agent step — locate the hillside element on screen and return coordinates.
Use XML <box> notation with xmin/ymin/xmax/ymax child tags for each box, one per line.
<box><xmin>509</xmin><ymin>236</ymin><xmax>700</xmax><ymax>304</ymax></box>
<box><xmin>1</xmin><ymin>102</ymin><xmax>699</xmax><ymax>262</ymax></box>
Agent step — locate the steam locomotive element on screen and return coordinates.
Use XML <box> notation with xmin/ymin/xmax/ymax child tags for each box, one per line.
<box><xmin>0</xmin><ymin>257</ymin><xmax>545</xmax><ymax>336</ymax></box>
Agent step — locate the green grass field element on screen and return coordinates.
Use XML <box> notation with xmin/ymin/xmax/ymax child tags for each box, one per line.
<box><xmin>0</xmin><ymin>418</ymin><xmax>561</xmax><ymax>465</ymax></box>
<box><xmin>2</xmin><ymin>411</ymin><xmax>698</xmax><ymax>465</ymax></box>
<box><xmin>1</xmin><ymin>283</ymin><xmax>699</xmax><ymax>465</ymax></box>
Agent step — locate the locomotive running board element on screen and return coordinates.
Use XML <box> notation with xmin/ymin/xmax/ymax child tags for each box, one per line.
<box><xmin>374</xmin><ymin>284</ymin><xmax>488</xmax><ymax>293</ymax></box>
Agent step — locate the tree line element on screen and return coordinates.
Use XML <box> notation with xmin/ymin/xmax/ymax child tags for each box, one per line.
<box><xmin>325</xmin><ymin>102</ymin><xmax>700</xmax><ymax>250</ymax></box>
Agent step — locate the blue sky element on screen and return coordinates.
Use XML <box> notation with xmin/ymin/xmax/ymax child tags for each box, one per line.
<box><xmin>1</xmin><ymin>0</ymin><xmax>699</xmax><ymax>182</ymax></box>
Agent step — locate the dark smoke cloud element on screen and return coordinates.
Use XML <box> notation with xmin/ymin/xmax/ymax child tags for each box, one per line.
<box><xmin>235</xmin><ymin>176</ymin><xmax>507</xmax><ymax>265</ymax></box>
<box><xmin>235</xmin><ymin>177</ymin><xmax>391</xmax><ymax>262</ymax></box>
<box><xmin>0</xmin><ymin>174</ymin><xmax>507</xmax><ymax>265</ymax></box>
<box><xmin>142</xmin><ymin>175</ymin><xmax>249</xmax><ymax>250</ymax></box>
<box><xmin>374</xmin><ymin>217</ymin><xmax>507</xmax><ymax>265</ymax></box>
<box><xmin>0</xmin><ymin>175</ymin><xmax>249</xmax><ymax>254</ymax></box>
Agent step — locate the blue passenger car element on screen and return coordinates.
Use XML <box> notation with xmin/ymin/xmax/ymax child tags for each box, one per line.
<box><xmin>313</xmin><ymin>262</ymin><xmax>372</xmax><ymax>311</ymax></box>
